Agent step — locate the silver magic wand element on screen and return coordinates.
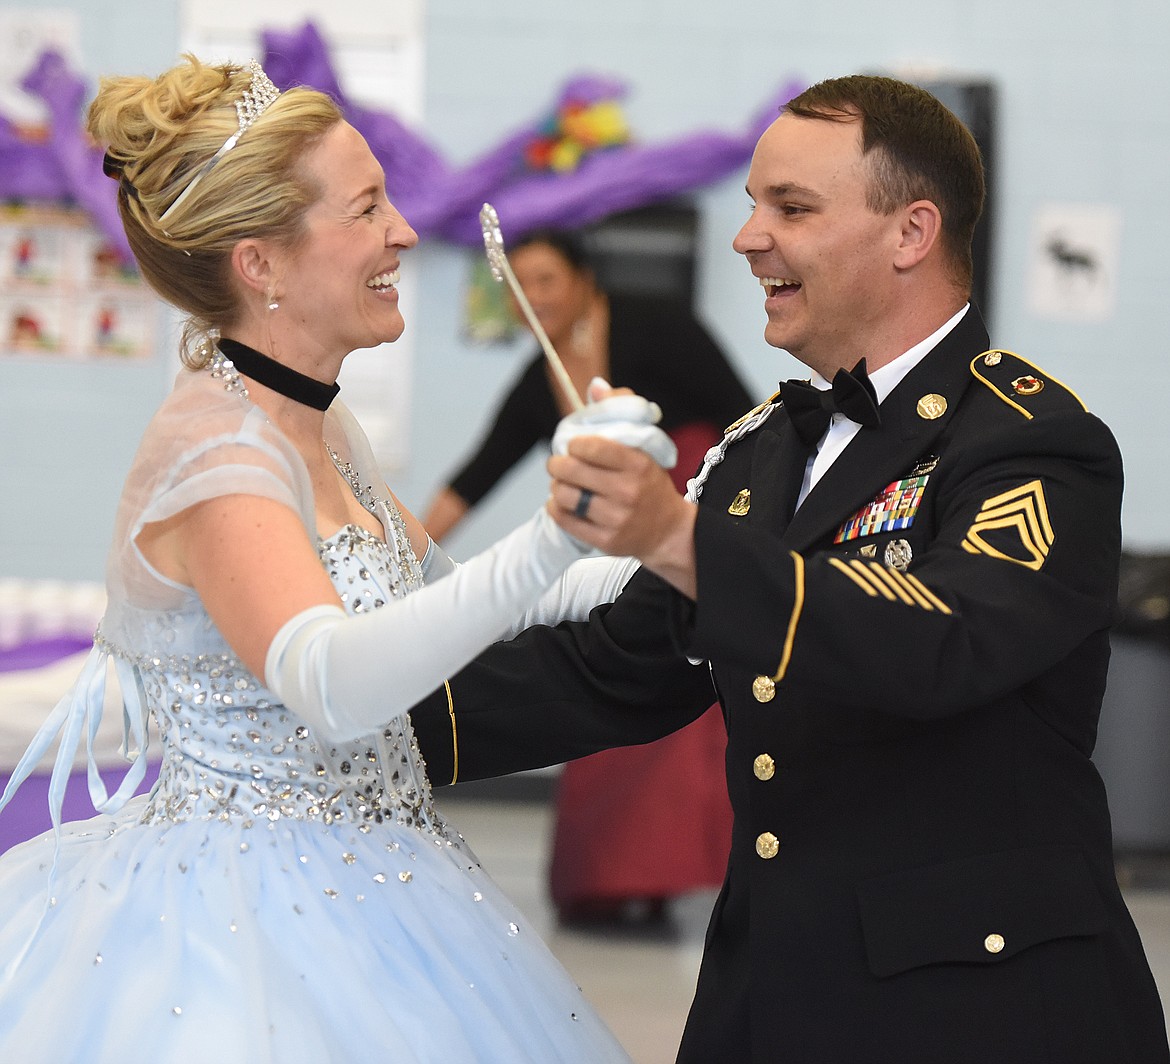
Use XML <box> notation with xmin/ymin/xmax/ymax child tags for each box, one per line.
<box><xmin>479</xmin><ymin>202</ymin><xmax>584</xmax><ymax>411</ymax></box>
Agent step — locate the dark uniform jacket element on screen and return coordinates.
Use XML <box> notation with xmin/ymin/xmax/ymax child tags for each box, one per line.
<box><xmin>411</xmin><ymin>307</ymin><xmax>1170</xmax><ymax>1064</ymax></box>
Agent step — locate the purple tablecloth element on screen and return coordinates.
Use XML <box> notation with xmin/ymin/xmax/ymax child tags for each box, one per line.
<box><xmin>0</xmin><ymin>634</ymin><xmax>94</xmax><ymax>673</ymax></box>
<box><xmin>0</xmin><ymin>764</ymin><xmax>159</xmax><ymax>854</ymax></box>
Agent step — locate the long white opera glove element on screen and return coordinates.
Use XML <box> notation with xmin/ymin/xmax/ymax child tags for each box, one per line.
<box><xmin>266</xmin><ymin>507</ymin><xmax>589</xmax><ymax>744</ymax></box>
<box><xmin>423</xmin><ymin>538</ymin><xmax>639</xmax><ymax>640</ymax></box>
<box><xmin>266</xmin><ymin>384</ymin><xmax>673</xmax><ymax>744</ymax></box>
<box><xmin>504</xmin><ymin>554</ymin><xmax>639</xmax><ymax>638</ymax></box>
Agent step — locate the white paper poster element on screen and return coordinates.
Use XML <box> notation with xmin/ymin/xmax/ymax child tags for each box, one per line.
<box><xmin>0</xmin><ymin>204</ymin><xmax>158</xmax><ymax>360</ymax></box>
<box><xmin>1027</xmin><ymin>203</ymin><xmax>1121</xmax><ymax>323</ymax></box>
<box><xmin>0</xmin><ymin>9</ymin><xmax>81</xmax><ymax>125</ymax></box>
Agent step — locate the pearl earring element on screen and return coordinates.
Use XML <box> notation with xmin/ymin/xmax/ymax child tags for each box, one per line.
<box><xmin>268</xmin><ymin>299</ymin><xmax>280</xmax><ymax>312</ymax></box>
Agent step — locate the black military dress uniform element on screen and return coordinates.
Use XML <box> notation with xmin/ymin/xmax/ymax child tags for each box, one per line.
<box><xmin>410</xmin><ymin>307</ymin><xmax>1170</xmax><ymax>1064</ymax></box>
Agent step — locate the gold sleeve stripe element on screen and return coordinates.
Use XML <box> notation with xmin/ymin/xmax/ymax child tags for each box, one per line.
<box><xmin>774</xmin><ymin>551</ymin><xmax>806</xmax><ymax>682</ymax></box>
<box><xmin>883</xmin><ymin>568</ymin><xmax>935</xmax><ymax>610</ymax></box>
<box><xmin>444</xmin><ymin>680</ymin><xmax>458</xmax><ymax>786</ymax></box>
<box><xmin>899</xmin><ymin>570</ymin><xmax>953</xmax><ymax>615</ymax></box>
<box><xmin>864</xmin><ymin>564</ymin><xmax>917</xmax><ymax>606</ymax></box>
<box><xmin>829</xmin><ymin>557</ymin><xmax>880</xmax><ymax>596</ymax></box>
<box><xmin>830</xmin><ymin>557</ymin><xmax>952</xmax><ymax>614</ymax></box>
<box><xmin>848</xmin><ymin>560</ymin><xmax>898</xmax><ymax>600</ymax></box>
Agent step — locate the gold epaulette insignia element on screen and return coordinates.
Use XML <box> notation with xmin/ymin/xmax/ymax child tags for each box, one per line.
<box><xmin>970</xmin><ymin>349</ymin><xmax>1088</xmax><ymax>419</ymax></box>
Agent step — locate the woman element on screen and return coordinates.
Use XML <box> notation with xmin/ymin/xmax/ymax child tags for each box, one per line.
<box><xmin>0</xmin><ymin>57</ymin><xmax>671</xmax><ymax>1062</ymax></box>
<box><xmin>423</xmin><ymin>228</ymin><xmax>753</xmax><ymax>539</ymax></box>
<box><xmin>424</xmin><ymin>231</ymin><xmax>744</xmax><ymax>927</ymax></box>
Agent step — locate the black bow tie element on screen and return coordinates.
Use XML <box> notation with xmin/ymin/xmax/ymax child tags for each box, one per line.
<box><xmin>777</xmin><ymin>359</ymin><xmax>881</xmax><ymax>447</ymax></box>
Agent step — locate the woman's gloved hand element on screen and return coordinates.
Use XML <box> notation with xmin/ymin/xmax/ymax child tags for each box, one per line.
<box><xmin>551</xmin><ymin>377</ymin><xmax>678</xmax><ymax>470</ymax></box>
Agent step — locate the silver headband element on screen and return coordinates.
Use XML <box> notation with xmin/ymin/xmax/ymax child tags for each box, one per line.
<box><xmin>159</xmin><ymin>59</ymin><xmax>280</xmax><ymax>223</ymax></box>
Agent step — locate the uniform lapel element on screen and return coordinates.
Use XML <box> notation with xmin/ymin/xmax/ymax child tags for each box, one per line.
<box><xmin>747</xmin><ymin>407</ymin><xmax>815</xmax><ymax>535</ymax></box>
<box><xmin>779</xmin><ymin>309</ymin><xmax>991</xmax><ymax>552</ymax></box>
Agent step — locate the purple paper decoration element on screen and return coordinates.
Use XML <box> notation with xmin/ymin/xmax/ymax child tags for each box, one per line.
<box><xmin>1</xmin><ymin>22</ymin><xmax>804</xmax><ymax>262</ymax></box>
<box><xmin>14</xmin><ymin>49</ymin><xmax>132</xmax><ymax>262</ymax></box>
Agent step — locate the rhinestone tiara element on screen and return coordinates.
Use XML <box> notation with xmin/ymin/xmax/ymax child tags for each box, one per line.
<box><xmin>159</xmin><ymin>59</ymin><xmax>281</xmax><ymax>223</ymax></box>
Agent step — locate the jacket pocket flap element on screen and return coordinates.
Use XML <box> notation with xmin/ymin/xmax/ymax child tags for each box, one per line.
<box><xmin>856</xmin><ymin>845</ymin><xmax>1107</xmax><ymax>978</ymax></box>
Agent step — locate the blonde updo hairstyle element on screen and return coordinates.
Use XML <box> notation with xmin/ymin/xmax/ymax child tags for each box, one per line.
<box><xmin>87</xmin><ymin>56</ymin><xmax>343</xmax><ymax>367</ymax></box>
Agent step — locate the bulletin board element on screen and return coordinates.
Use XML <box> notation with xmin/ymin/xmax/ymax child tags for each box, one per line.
<box><xmin>0</xmin><ymin>203</ymin><xmax>158</xmax><ymax>361</ymax></box>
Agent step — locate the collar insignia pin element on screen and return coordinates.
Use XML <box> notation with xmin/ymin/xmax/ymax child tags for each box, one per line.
<box><xmin>916</xmin><ymin>394</ymin><xmax>947</xmax><ymax>420</ymax></box>
<box><xmin>728</xmin><ymin>489</ymin><xmax>751</xmax><ymax>516</ymax></box>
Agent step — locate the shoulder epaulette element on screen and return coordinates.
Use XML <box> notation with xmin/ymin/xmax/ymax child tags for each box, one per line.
<box><xmin>969</xmin><ymin>349</ymin><xmax>1088</xmax><ymax>419</ymax></box>
<box><xmin>724</xmin><ymin>391</ymin><xmax>781</xmax><ymax>435</ymax></box>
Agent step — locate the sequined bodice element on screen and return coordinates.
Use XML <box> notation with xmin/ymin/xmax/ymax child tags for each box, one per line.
<box><xmin>135</xmin><ymin>523</ymin><xmax>447</xmax><ymax>838</ymax></box>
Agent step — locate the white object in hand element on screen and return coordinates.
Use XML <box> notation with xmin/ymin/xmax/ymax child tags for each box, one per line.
<box><xmin>552</xmin><ymin>377</ymin><xmax>678</xmax><ymax>469</ymax></box>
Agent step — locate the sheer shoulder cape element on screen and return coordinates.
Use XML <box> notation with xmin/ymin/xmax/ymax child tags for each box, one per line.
<box><xmin>0</xmin><ymin>366</ymin><xmax>376</xmax><ymax>827</ymax></box>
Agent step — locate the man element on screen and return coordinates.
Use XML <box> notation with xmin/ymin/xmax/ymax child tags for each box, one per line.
<box><xmin>412</xmin><ymin>75</ymin><xmax>1169</xmax><ymax>1062</ymax></box>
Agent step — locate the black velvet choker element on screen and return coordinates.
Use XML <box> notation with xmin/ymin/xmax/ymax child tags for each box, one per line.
<box><xmin>218</xmin><ymin>337</ymin><xmax>340</xmax><ymax>411</ymax></box>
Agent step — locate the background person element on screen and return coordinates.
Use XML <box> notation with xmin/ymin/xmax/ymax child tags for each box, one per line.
<box><xmin>423</xmin><ymin>227</ymin><xmax>752</xmax><ymax>540</ymax></box>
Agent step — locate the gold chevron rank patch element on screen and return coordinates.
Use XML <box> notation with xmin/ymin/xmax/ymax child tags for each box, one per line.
<box><xmin>961</xmin><ymin>479</ymin><xmax>1054</xmax><ymax>570</ymax></box>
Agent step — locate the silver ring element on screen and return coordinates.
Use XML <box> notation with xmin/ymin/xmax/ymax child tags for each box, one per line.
<box><xmin>573</xmin><ymin>488</ymin><xmax>594</xmax><ymax>520</ymax></box>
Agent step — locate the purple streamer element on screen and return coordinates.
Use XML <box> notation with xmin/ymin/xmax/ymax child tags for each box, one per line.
<box><xmin>0</xmin><ymin>23</ymin><xmax>803</xmax><ymax>259</ymax></box>
<box><xmin>261</xmin><ymin>24</ymin><xmax>804</xmax><ymax>244</ymax></box>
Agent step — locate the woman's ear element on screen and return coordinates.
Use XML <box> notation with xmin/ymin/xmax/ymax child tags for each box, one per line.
<box><xmin>893</xmin><ymin>200</ymin><xmax>943</xmax><ymax>271</ymax></box>
<box><xmin>231</xmin><ymin>239</ymin><xmax>276</xmax><ymax>303</ymax></box>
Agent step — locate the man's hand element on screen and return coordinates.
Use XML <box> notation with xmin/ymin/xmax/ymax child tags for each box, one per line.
<box><xmin>548</xmin><ymin>436</ymin><xmax>698</xmax><ymax>599</ymax></box>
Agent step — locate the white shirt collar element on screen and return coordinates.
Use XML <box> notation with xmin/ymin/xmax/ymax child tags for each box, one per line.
<box><xmin>806</xmin><ymin>303</ymin><xmax>970</xmax><ymax>404</ymax></box>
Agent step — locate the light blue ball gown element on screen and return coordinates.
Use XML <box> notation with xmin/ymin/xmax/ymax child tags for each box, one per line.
<box><xmin>0</xmin><ymin>353</ymin><xmax>631</xmax><ymax>1063</ymax></box>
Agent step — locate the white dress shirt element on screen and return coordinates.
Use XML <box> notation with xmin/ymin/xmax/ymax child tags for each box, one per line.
<box><xmin>795</xmin><ymin>304</ymin><xmax>970</xmax><ymax>510</ymax></box>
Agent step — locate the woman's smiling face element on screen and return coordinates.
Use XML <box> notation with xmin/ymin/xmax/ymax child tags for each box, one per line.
<box><xmin>276</xmin><ymin>121</ymin><xmax>419</xmax><ymax>359</ymax></box>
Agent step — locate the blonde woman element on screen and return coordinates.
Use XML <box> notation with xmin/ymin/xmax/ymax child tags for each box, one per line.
<box><xmin>0</xmin><ymin>56</ymin><xmax>674</xmax><ymax>1062</ymax></box>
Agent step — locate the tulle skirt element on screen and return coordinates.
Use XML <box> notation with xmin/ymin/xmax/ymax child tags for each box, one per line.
<box><xmin>0</xmin><ymin>796</ymin><xmax>630</xmax><ymax>1063</ymax></box>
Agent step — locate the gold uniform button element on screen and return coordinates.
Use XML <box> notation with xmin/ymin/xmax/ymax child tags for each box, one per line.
<box><xmin>984</xmin><ymin>933</ymin><xmax>1005</xmax><ymax>954</ymax></box>
<box><xmin>752</xmin><ymin>676</ymin><xmax>776</xmax><ymax>703</ymax></box>
<box><xmin>753</xmin><ymin>753</ymin><xmax>776</xmax><ymax>781</ymax></box>
<box><xmin>755</xmin><ymin>832</ymin><xmax>779</xmax><ymax>859</ymax></box>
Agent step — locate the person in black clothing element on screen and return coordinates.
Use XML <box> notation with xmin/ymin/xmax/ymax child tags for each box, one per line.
<box><xmin>421</xmin><ymin>229</ymin><xmax>752</xmax><ymax>541</ymax></box>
